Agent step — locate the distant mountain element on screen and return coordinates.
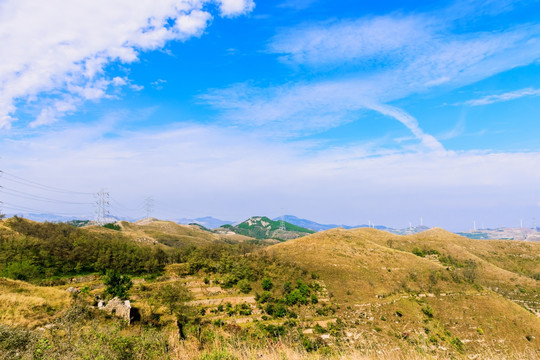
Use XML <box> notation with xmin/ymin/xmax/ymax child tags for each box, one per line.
<box><xmin>176</xmin><ymin>216</ymin><xmax>234</xmax><ymax>229</ymax></box>
<box><xmin>273</xmin><ymin>215</ymin><xmax>389</xmax><ymax>232</ymax></box>
<box><xmin>217</xmin><ymin>216</ymin><xmax>314</xmax><ymax>240</ymax></box>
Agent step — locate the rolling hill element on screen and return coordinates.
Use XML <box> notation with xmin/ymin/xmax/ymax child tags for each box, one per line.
<box><xmin>1</xmin><ymin>217</ymin><xmax>539</xmax><ymax>359</ymax></box>
<box><xmin>216</xmin><ymin>216</ymin><xmax>315</xmax><ymax>240</ymax></box>
<box><xmin>266</xmin><ymin>227</ymin><xmax>540</xmax><ymax>355</ymax></box>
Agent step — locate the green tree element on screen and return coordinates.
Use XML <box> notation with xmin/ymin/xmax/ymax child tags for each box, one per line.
<box><xmin>156</xmin><ymin>282</ymin><xmax>193</xmax><ymax>339</ymax></box>
<box><xmin>103</xmin><ymin>270</ymin><xmax>132</xmax><ymax>299</ymax></box>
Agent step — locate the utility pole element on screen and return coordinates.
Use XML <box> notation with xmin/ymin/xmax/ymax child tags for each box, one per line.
<box><xmin>145</xmin><ymin>197</ymin><xmax>154</xmax><ymax>220</ymax></box>
<box><xmin>95</xmin><ymin>189</ymin><xmax>110</xmax><ymax>225</ymax></box>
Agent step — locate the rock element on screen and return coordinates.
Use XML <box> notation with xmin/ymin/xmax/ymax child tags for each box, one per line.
<box><xmin>66</xmin><ymin>287</ymin><xmax>80</xmax><ymax>294</ymax></box>
<box><xmin>100</xmin><ymin>297</ymin><xmax>138</xmax><ymax>324</ymax></box>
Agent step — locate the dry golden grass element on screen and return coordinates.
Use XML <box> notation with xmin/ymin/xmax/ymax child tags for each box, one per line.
<box><xmin>0</xmin><ymin>277</ymin><xmax>70</xmax><ymax>328</ymax></box>
<box><xmin>106</xmin><ymin>219</ymin><xmax>255</xmax><ymax>248</ymax></box>
<box><xmin>167</xmin><ymin>328</ymin><xmax>539</xmax><ymax>360</ymax></box>
<box><xmin>266</xmin><ymin>227</ymin><xmax>540</xmax><ymax>355</ymax></box>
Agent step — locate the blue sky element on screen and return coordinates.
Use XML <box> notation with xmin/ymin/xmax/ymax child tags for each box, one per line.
<box><xmin>1</xmin><ymin>0</ymin><xmax>540</xmax><ymax>231</ymax></box>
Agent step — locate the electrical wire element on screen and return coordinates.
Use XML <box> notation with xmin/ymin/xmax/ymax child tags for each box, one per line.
<box><xmin>2</xmin><ymin>201</ymin><xmax>90</xmax><ymax>217</ymax></box>
<box><xmin>0</xmin><ymin>171</ymin><xmax>94</xmax><ymax>195</ymax></box>
<box><xmin>1</xmin><ymin>186</ymin><xmax>94</xmax><ymax>205</ymax></box>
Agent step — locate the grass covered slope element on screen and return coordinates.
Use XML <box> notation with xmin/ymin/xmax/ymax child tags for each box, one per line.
<box><xmin>118</xmin><ymin>219</ymin><xmax>256</xmax><ymax>248</ymax></box>
<box><xmin>267</xmin><ymin>227</ymin><xmax>540</xmax><ymax>355</ymax></box>
<box><xmin>0</xmin><ymin>277</ymin><xmax>70</xmax><ymax>328</ymax></box>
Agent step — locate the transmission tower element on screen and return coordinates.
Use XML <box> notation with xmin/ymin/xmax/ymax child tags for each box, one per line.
<box><xmin>95</xmin><ymin>189</ymin><xmax>110</xmax><ymax>225</ymax></box>
<box><xmin>144</xmin><ymin>197</ymin><xmax>154</xmax><ymax>220</ymax></box>
<box><xmin>280</xmin><ymin>216</ymin><xmax>286</xmax><ymax>231</ymax></box>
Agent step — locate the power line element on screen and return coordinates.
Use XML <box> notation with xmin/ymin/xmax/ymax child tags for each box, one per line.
<box><xmin>0</xmin><ymin>171</ymin><xmax>94</xmax><ymax>195</ymax></box>
<box><xmin>1</xmin><ymin>186</ymin><xmax>94</xmax><ymax>205</ymax></box>
<box><xmin>2</xmin><ymin>201</ymin><xmax>88</xmax><ymax>217</ymax></box>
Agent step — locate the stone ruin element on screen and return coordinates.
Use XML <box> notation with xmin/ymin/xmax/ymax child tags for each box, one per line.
<box><xmin>98</xmin><ymin>297</ymin><xmax>139</xmax><ymax>324</ymax></box>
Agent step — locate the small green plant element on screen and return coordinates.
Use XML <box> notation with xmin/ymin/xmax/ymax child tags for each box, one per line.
<box><xmin>422</xmin><ymin>305</ymin><xmax>434</xmax><ymax>318</ymax></box>
<box><xmin>314</xmin><ymin>324</ymin><xmax>327</xmax><ymax>334</ymax></box>
<box><xmin>396</xmin><ymin>310</ymin><xmax>403</xmax><ymax>317</ymax></box>
<box><xmin>450</xmin><ymin>336</ymin><xmax>464</xmax><ymax>352</ymax></box>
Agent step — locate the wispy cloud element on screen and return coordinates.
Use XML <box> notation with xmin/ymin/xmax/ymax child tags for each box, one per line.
<box><xmin>465</xmin><ymin>87</ymin><xmax>540</xmax><ymax>106</ymax></box>
<box><xmin>204</xmin><ymin>5</ymin><xmax>540</xmax><ymax>151</ymax></box>
<box><xmin>0</xmin><ymin>0</ymin><xmax>254</xmax><ymax>129</ymax></box>
<box><xmin>277</xmin><ymin>0</ymin><xmax>318</xmax><ymax>10</ymax></box>
<box><xmin>269</xmin><ymin>14</ymin><xmax>435</xmax><ymax>67</ymax></box>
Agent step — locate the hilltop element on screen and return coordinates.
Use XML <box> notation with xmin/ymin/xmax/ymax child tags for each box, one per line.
<box><xmin>216</xmin><ymin>216</ymin><xmax>315</xmax><ymax>240</ymax></box>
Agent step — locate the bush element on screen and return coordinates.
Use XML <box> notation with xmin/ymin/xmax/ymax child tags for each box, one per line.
<box><xmin>0</xmin><ymin>325</ymin><xmax>36</xmax><ymax>357</ymax></box>
<box><xmin>273</xmin><ymin>304</ymin><xmax>287</xmax><ymax>318</ymax></box>
<box><xmin>103</xmin><ymin>223</ymin><xmax>121</xmax><ymax>231</ymax></box>
<box><xmin>422</xmin><ymin>305</ymin><xmax>434</xmax><ymax>318</ymax></box>
<box><xmin>237</xmin><ymin>279</ymin><xmax>252</xmax><ymax>294</ymax></box>
<box><xmin>257</xmin><ymin>291</ymin><xmax>273</xmax><ymax>304</ymax></box>
<box><xmin>283</xmin><ymin>281</ymin><xmax>292</xmax><ymax>294</ymax></box>
<box><xmin>261</xmin><ymin>278</ymin><xmax>273</xmax><ymax>291</ymax></box>
<box><xmin>2</xmin><ymin>260</ymin><xmax>40</xmax><ymax>281</ymax></box>
<box><xmin>285</xmin><ymin>289</ymin><xmax>309</xmax><ymax>306</ymax></box>
<box><xmin>103</xmin><ymin>270</ymin><xmax>133</xmax><ymax>300</ymax></box>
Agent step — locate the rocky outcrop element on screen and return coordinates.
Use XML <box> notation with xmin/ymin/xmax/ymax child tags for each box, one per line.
<box><xmin>98</xmin><ymin>297</ymin><xmax>138</xmax><ymax>324</ymax></box>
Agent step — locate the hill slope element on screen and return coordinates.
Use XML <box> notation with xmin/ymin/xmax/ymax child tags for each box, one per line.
<box><xmin>217</xmin><ymin>216</ymin><xmax>315</xmax><ymax>240</ymax></box>
<box><xmin>117</xmin><ymin>219</ymin><xmax>253</xmax><ymax>248</ymax></box>
<box><xmin>267</xmin><ymin>227</ymin><xmax>540</xmax><ymax>355</ymax></box>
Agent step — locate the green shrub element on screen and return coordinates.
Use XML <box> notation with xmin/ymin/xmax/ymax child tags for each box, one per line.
<box><xmin>103</xmin><ymin>270</ymin><xmax>133</xmax><ymax>300</ymax></box>
<box><xmin>314</xmin><ymin>324</ymin><xmax>327</xmax><ymax>334</ymax></box>
<box><xmin>261</xmin><ymin>278</ymin><xmax>273</xmax><ymax>291</ymax></box>
<box><xmin>421</xmin><ymin>305</ymin><xmax>434</xmax><ymax>318</ymax></box>
<box><xmin>256</xmin><ymin>291</ymin><xmax>273</xmax><ymax>304</ymax></box>
<box><xmin>103</xmin><ymin>223</ymin><xmax>121</xmax><ymax>231</ymax></box>
<box><xmin>237</xmin><ymin>279</ymin><xmax>252</xmax><ymax>294</ymax></box>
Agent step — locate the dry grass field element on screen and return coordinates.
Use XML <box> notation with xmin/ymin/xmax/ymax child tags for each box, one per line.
<box><xmin>0</xmin><ymin>219</ymin><xmax>538</xmax><ymax>359</ymax></box>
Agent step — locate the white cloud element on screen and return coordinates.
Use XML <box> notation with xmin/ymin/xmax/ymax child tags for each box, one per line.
<box><xmin>465</xmin><ymin>87</ymin><xmax>540</xmax><ymax>106</ymax></box>
<box><xmin>0</xmin><ymin>0</ymin><xmax>254</xmax><ymax>129</ymax></box>
<box><xmin>2</xmin><ymin>118</ymin><xmax>540</xmax><ymax>229</ymax></box>
<box><xmin>217</xmin><ymin>0</ymin><xmax>255</xmax><ymax>17</ymax></box>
